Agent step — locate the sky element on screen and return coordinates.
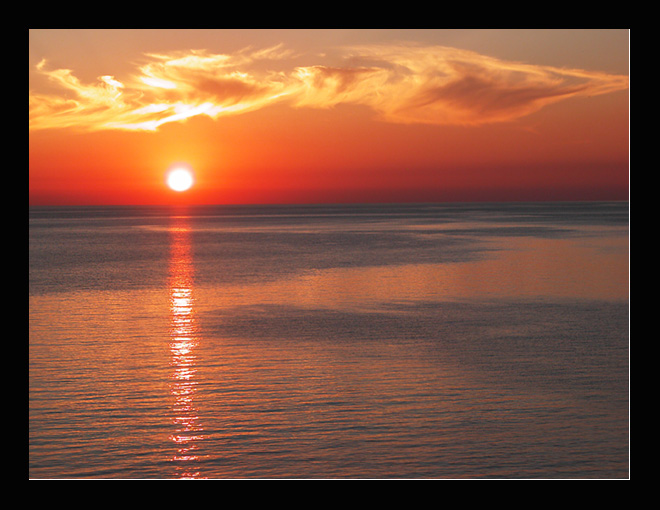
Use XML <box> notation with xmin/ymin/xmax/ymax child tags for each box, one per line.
<box><xmin>29</xmin><ymin>29</ymin><xmax>630</xmax><ymax>205</ymax></box>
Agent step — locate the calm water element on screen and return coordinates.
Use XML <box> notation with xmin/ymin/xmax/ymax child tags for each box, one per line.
<box><xmin>29</xmin><ymin>202</ymin><xmax>629</xmax><ymax>478</ymax></box>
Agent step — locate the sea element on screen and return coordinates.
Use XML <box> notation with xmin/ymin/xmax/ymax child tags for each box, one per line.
<box><xmin>29</xmin><ymin>202</ymin><xmax>630</xmax><ymax>479</ymax></box>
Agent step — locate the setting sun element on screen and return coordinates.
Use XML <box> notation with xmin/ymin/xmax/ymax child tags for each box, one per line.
<box><xmin>167</xmin><ymin>168</ymin><xmax>194</xmax><ymax>192</ymax></box>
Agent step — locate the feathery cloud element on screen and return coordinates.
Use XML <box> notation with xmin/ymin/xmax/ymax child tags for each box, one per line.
<box><xmin>29</xmin><ymin>44</ymin><xmax>628</xmax><ymax>132</ymax></box>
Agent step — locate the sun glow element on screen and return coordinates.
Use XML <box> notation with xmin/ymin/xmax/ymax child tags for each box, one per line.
<box><xmin>167</xmin><ymin>168</ymin><xmax>194</xmax><ymax>192</ymax></box>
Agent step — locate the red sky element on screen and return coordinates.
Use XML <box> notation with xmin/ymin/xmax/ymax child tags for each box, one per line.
<box><xmin>29</xmin><ymin>29</ymin><xmax>629</xmax><ymax>205</ymax></box>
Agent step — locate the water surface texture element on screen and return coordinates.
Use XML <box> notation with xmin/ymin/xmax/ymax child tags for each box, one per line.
<box><xmin>29</xmin><ymin>202</ymin><xmax>629</xmax><ymax>478</ymax></box>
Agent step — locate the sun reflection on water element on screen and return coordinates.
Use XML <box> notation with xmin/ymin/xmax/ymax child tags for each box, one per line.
<box><xmin>168</xmin><ymin>216</ymin><xmax>205</xmax><ymax>479</ymax></box>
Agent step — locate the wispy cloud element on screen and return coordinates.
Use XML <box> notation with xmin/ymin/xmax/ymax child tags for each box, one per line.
<box><xmin>29</xmin><ymin>43</ymin><xmax>629</xmax><ymax>132</ymax></box>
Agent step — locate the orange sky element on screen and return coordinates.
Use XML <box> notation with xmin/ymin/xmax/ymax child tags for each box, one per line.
<box><xmin>29</xmin><ymin>29</ymin><xmax>629</xmax><ymax>205</ymax></box>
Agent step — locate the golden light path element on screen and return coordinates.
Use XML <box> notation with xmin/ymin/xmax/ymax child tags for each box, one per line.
<box><xmin>168</xmin><ymin>215</ymin><xmax>204</xmax><ymax>478</ymax></box>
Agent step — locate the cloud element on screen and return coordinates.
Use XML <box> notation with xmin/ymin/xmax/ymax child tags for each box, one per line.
<box><xmin>29</xmin><ymin>44</ymin><xmax>628</xmax><ymax>132</ymax></box>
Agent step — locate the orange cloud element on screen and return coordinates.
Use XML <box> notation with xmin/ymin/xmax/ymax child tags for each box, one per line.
<box><xmin>29</xmin><ymin>44</ymin><xmax>628</xmax><ymax>132</ymax></box>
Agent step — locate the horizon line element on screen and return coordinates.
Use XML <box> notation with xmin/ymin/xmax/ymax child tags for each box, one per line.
<box><xmin>29</xmin><ymin>197</ymin><xmax>631</xmax><ymax>208</ymax></box>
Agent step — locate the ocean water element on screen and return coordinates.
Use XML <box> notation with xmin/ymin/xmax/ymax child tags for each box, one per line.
<box><xmin>29</xmin><ymin>202</ymin><xmax>629</xmax><ymax>479</ymax></box>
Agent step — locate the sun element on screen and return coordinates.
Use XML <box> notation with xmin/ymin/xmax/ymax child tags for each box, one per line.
<box><xmin>167</xmin><ymin>167</ymin><xmax>194</xmax><ymax>192</ymax></box>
